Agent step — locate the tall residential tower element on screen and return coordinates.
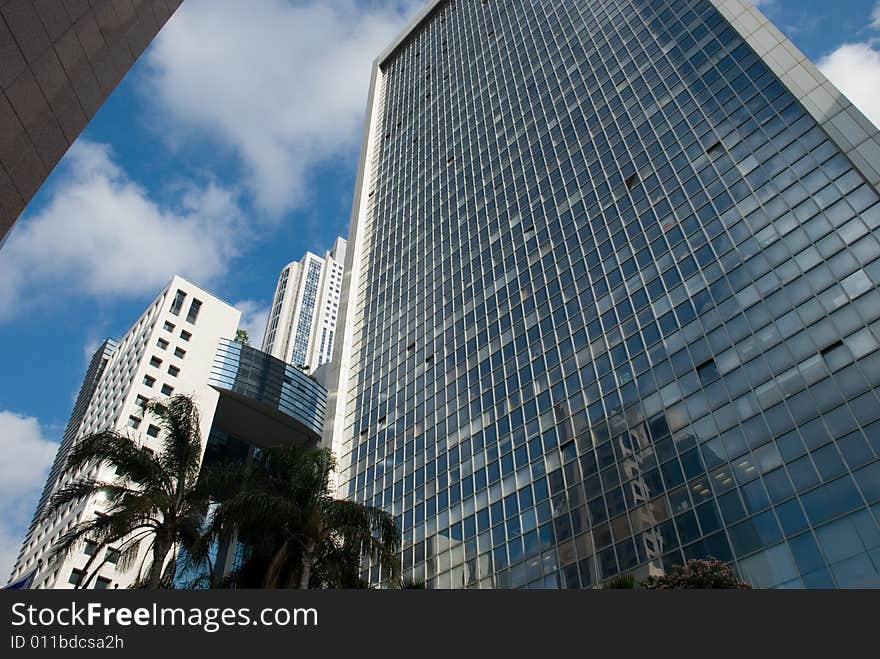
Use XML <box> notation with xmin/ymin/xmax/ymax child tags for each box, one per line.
<box><xmin>326</xmin><ymin>0</ymin><xmax>880</xmax><ymax>589</ymax></box>
<box><xmin>10</xmin><ymin>275</ymin><xmax>330</xmax><ymax>590</ymax></box>
<box><xmin>262</xmin><ymin>237</ymin><xmax>347</xmax><ymax>372</ymax></box>
<box><xmin>10</xmin><ymin>276</ymin><xmax>240</xmax><ymax>589</ymax></box>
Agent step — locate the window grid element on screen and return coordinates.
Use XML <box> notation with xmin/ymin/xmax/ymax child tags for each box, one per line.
<box><xmin>340</xmin><ymin>0</ymin><xmax>880</xmax><ymax>590</ymax></box>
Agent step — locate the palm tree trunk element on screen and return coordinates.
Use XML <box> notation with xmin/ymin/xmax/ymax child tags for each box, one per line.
<box><xmin>76</xmin><ymin>542</ymin><xmax>106</xmax><ymax>589</ymax></box>
<box><xmin>299</xmin><ymin>543</ymin><xmax>315</xmax><ymax>590</ymax></box>
<box><xmin>146</xmin><ymin>539</ymin><xmax>171</xmax><ymax>589</ymax></box>
<box><xmin>264</xmin><ymin>540</ymin><xmax>290</xmax><ymax>588</ymax></box>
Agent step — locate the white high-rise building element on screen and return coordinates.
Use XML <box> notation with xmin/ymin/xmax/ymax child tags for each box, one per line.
<box><xmin>10</xmin><ymin>276</ymin><xmax>240</xmax><ymax>589</ymax></box>
<box><xmin>262</xmin><ymin>237</ymin><xmax>346</xmax><ymax>372</ymax></box>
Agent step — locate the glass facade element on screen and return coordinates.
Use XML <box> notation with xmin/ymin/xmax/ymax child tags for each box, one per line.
<box><xmin>338</xmin><ymin>0</ymin><xmax>880</xmax><ymax>588</ymax></box>
<box><xmin>291</xmin><ymin>260</ymin><xmax>323</xmax><ymax>367</ymax></box>
<box><xmin>209</xmin><ymin>339</ymin><xmax>327</xmax><ymax>437</ymax></box>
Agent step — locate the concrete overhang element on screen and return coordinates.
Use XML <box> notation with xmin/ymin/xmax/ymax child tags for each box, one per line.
<box><xmin>209</xmin><ymin>386</ymin><xmax>320</xmax><ymax>449</ymax></box>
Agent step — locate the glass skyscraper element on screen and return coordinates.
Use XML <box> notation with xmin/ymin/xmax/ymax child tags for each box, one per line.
<box><xmin>325</xmin><ymin>0</ymin><xmax>880</xmax><ymax>589</ymax></box>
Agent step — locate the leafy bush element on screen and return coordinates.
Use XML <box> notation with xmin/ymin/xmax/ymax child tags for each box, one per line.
<box><xmin>640</xmin><ymin>558</ymin><xmax>752</xmax><ymax>589</ymax></box>
<box><xmin>601</xmin><ymin>573</ymin><xmax>637</xmax><ymax>589</ymax></box>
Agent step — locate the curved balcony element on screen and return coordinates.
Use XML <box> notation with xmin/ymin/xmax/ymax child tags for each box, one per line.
<box><xmin>208</xmin><ymin>339</ymin><xmax>326</xmax><ymax>447</ymax></box>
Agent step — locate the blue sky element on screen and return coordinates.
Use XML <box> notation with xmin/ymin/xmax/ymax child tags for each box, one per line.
<box><xmin>0</xmin><ymin>0</ymin><xmax>878</xmax><ymax>580</ymax></box>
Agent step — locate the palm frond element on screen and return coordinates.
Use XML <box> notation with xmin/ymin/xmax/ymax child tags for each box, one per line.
<box><xmin>195</xmin><ymin>459</ymin><xmax>251</xmax><ymax>502</ymax></box>
<box><xmin>42</xmin><ymin>480</ymin><xmax>110</xmax><ymax>521</ymax></box>
<box><xmin>63</xmin><ymin>430</ymin><xmax>169</xmax><ymax>492</ymax></box>
<box><xmin>77</xmin><ymin>529</ymin><xmax>150</xmax><ymax>588</ymax></box>
<box><xmin>205</xmin><ymin>443</ymin><xmax>401</xmax><ymax>589</ymax></box>
<box><xmin>175</xmin><ymin>536</ymin><xmax>215</xmax><ymax>587</ymax></box>
<box><xmin>115</xmin><ymin>534</ymin><xmax>149</xmax><ymax>573</ymax></box>
<box><xmin>48</xmin><ymin>514</ymin><xmax>115</xmax><ymax>561</ymax></box>
<box><xmin>145</xmin><ymin>395</ymin><xmax>203</xmax><ymax>489</ymax></box>
<box><xmin>324</xmin><ymin>498</ymin><xmax>400</xmax><ymax>577</ymax></box>
<box><xmin>40</xmin><ymin>393</ymin><xmax>212</xmax><ymax>589</ymax></box>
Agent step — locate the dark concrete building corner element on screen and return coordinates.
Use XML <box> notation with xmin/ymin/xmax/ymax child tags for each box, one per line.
<box><xmin>0</xmin><ymin>0</ymin><xmax>184</xmax><ymax>245</ymax></box>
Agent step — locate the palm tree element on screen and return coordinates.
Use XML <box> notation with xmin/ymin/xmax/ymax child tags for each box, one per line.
<box><xmin>202</xmin><ymin>445</ymin><xmax>400</xmax><ymax>589</ymax></box>
<box><xmin>42</xmin><ymin>394</ymin><xmax>208</xmax><ymax>589</ymax></box>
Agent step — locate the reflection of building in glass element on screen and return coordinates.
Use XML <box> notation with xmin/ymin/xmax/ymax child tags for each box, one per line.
<box><xmin>326</xmin><ymin>0</ymin><xmax>880</xmax><ymax>588</ymax></box>
<box><xmin>615</xmin><ymin>420</ymin><xmax>666</xmax><ymax>579</ymax></box>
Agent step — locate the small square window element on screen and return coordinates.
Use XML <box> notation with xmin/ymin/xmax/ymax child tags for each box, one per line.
<box><xmin>149</xmin><ymin>356</ymin><xmax>162</xmax><ymax>368</ymax></box>
<box><xmin>106</xmin><ymin>548</ymin><xmax>121</xmax><ymax>565</ymax></box>
<box><xmin>168</xmin><ymin>365</ymin><xmax>180</xmax><ymax>377</ymax></box>
<box><xmin>697</xmin><ymin>359</ymin><xmax>719</xmax><ymax>385</ymax></box>
<box><xmin>174</xmin><ymin>347</ymin><xmax>186</xmax><ymax>359</ymax></box>
<box><xmin>180</xmin><ymin>330</ymin><xmax>192</xmax><ymax>342</ymax></box>
<box><xmin>83</xmin><ymin>540</ymin><xmax>97</xmax><ymax>556</ymax></box>
<box><xmin>163</xmin><ymin>321</ymin><xmax>175</xmax><ymax>332</ymax></box>
<box><xmin>135</xmin><ymin>395</ymin><xmax>148</xmax><ymax>409</ymax></box>
<box><xmin>157</xmin><ymin>338</ymin><xmax>169</xmax><ymax>350</ymax></box>
<box><xmin>142</xmin><ymin>375</ymin><xmax>156</xmax><ymax>388</ymax></box>
<box><xmin>68</xmin><ymin>569</ymin><xmax>83</xmax><ymax>586</ymax></box>
<box><xmin>146</xmin><ymin>425</ymin><xmax>160</xmax><ymax>438</ymax></box>
<box><xmin>127</xmin><ymin>416</ymin><xmax>141</xmax><ymax>429</ymax></box>
<box><xmin>94</xmin><ymin>577</ymin><xmax>112</xmax><ymax>590</ymax></box>
<box><xmin>820</xmin><ymin>340</ymin><xmax>845</xmax><ymax>358</ymax></box>
<box><xmin>161</xmin><ymin>384</ymin><xmax>174</xmax><ymax>396</ymax></box>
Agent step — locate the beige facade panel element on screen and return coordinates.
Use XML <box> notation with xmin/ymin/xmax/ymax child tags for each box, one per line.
<box><xmin>0</xmin><ymin>0</ymin><xmax>183</xmax><ymax>244</ymax></box>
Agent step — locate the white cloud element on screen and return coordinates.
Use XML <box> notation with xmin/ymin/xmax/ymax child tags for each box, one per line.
<box><xmin>82</xmin><ymin>337</ymin><xmax>102</xmax><ymax>365</ymax></box>
<box><xmin>0</xmin><ymin>140</ymin><xmax>245</xmax><ymax>321</ymax></box>
<box><xmin>145</xmin><ymin>0</ymin><xmax>419</xmax><ymax>216</ymax></box>
<box><xmin>0</xmin><ymin>411</ymin><xmax>58</xmax><ymax>583</ymax></box>
<box><xmin>818</xmin><ymin>42</ymin><xmax>880</xmax><ymax>129</ymax></box>
<box><xmin>234</xmin><ymin>299</ymin><xmax>270</xmax><ymax>348</ymax></box>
